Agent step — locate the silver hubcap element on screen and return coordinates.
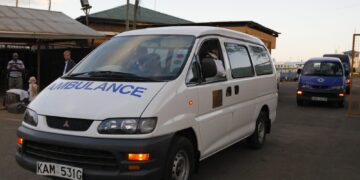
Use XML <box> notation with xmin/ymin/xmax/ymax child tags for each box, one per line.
<box><xmin>258</xmin><ymin>121</ymin><xmax>265</xmax><ymax>143</ymax></box>
<box><xmin>171</xmin><ymin>150</ymin><xmax>190</xmax><ymax>180</ymax></box>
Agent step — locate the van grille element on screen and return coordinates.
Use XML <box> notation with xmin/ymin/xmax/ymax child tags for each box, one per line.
<box><xmin>23</xmin><ymin>141</ymin><xmax>118</xmax><ymax>169</ymax></box>
<box><xmin>311</xmin><ymin>85</ymin><xmax>329</xmax><ymax>89</ymax></box>
<box><xmin>303</xmin><ymin>91</ymin><xmax>338</xmax><ymax>98</ymax></box>
<box><xmin>46</xmin><ymin>116</ymin><xmax>93</xmax><ymax>131</ymax></box>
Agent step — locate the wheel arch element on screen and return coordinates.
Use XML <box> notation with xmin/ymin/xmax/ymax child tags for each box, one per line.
<box><xmin>173</xmin><ymin>128</ymin><xmax>200</xmax><ymax>172</ymax></box>
<box><xmin>260</xmin><ymin>105</ymin><xmax>271</xmax><ymax>133</ymax></box>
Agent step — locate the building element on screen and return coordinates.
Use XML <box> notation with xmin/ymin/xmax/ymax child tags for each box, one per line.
<box><xmin>0</xmin><ymin>5</ymin><xmax>102</xmax><ymax>91</ymax></box>
<box><xmin>76</xmin><ymin>4</ymin><xmax>192</xmax><ymax>45</ymax></box>
<box><xmin>275</xmin><ymin>61</ymin><xmax>304</xmax><ymax>81</ymax></box>
<box><xmin>77</xmin><ymin>4</ymin><xmax>280</xmax><ymax>52</ymax></box>
<box><xmin>344</xmin><ymin>50</ymin><xmax>360</xmax><ymax>71</ymax></box>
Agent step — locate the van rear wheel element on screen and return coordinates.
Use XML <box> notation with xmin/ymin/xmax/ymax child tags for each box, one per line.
<box><xmin>164</xmin><ymin>137</ymin><xmax>195</xmax><ymax>180</ymax></box>
<box><xmin>247</xmin><ymin>111</ymin><xmax>267</xmax><ymax>149</ymax></box>
<box><xmin>338</xmin><ymin>101</ymin><xmax>345</xmax><ymax>108</ymax></box>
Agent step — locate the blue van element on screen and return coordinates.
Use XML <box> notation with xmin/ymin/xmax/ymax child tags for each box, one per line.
<box><xmin>297</xmin><ymin>57</ymin><xmax>346</xmax><ymax>107</ymax></box>
<box><xmin>323</xmin><ymin>54</ymin><xmax>351</xmax><ymax>93</ymax></box>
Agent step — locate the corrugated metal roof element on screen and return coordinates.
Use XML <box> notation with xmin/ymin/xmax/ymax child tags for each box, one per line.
<box><xmin>0</xmin><ymin>5</ymin><xmax>103</xmax><ymax>40</ymax></box>
<box><xmin>89</xmin><ymin>4</ymin><xmax>192</xmax><ymax>25</ymax></box>
<box><xmin>149</xmin><ymin>21</ymin><xmax>280</xmax><ymax>37</ymax></box>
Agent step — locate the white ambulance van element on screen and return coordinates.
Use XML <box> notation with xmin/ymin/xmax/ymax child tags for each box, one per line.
<box><xmin>16</xmin><ymin>26</ymin><xmax>278</xmax><ymax>180</ymax></box>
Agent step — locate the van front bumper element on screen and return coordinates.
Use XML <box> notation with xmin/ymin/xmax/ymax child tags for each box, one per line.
<box><xmin>296</xmin><ymin>88</ymin><xmax>345</xmax><ymax>102</ymax></box>
<box><xmin>16</xmin><ymin>126</ymin><xmax>173</xmax><ymax>180</ymax></box>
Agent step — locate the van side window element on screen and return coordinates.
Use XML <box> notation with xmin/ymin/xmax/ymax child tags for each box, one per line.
<box><xmin>198</xmin><ymin>39</ymin><xmax>226</xmax><ymax>83</ymax></box>
<box><xmin>225</xmin><ymin>43</ymin><xmax>254</xmax><ymax>78</ymax></box>
<box><xmin>249</xmin><ymin>45</ymin><xmax>273</xmax><ymax>75</ymax></box>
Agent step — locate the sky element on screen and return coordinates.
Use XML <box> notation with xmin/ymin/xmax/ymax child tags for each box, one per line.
<box><xmin>1</xmin><ymin>0</ymin><xmax>360</xmax><ymax>62</ymax></box>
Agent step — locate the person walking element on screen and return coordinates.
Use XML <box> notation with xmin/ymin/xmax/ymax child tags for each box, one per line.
<box><xmin>7</xmin><ymin>52</ymin><xmax>25</xmax><ymax>89</ymax></box>
<box><xmin>28</xmin><ymin>76</ymin><xmax>38</xmax><ymax>101</ymax></box>
<box><xmin>63</xmin><ymin>50</ymin><xmax>76</xmax><ymax>75</ymax></box>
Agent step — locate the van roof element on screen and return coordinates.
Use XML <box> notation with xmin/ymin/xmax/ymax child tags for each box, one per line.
<box><xmin>307</xmin><ymin>57</ymin><xmax>342</xmax><ymax>63</ymax></box>
<box><xmin>116</xmin><ymin>26</ymin><xmax>264</xmax><ymax>46</ymax></box>
<box><xmin>323</xmin><ymin>54</ymin><xmax>348</xmax><ymax>57</ymax></box>
<box><xmin>323</xmin><ymin>54</ymin><xmax>351</xmax><ymax>63</ymax></box>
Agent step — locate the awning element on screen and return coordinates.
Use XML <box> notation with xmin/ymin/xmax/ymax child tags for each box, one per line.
<box><xmin>0</xmin><ymin>5</ymin><xmax>103</xmax><ymax>41</ymax></box>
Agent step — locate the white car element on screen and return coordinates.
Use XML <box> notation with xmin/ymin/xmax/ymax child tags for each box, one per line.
<box><xmin>16</xmin><ymin>26</ymin><xmax>278</xmax><ymax>180</ymax></box>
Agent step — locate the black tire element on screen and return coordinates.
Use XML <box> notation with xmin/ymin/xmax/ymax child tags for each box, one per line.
<box><xmin>346</xmin><ymin>86</ymin><xmax>350</xmax><ymax>94</ymax></box>
<box><xmin>247</xmin><ymin>111</ymin><xmax>267</xmax><ymax>149</ymax></box>
<box><xmin>338</xmin><ymin>101</ymin><xmax>345</xmax><ymax>108</ymax></box>
<box><xmin>163</xmin><ymin>137</ymin><xmax>195</xmax><ymax>180</ymax></box>
<box><xmin>297</xmin><ymin>99</ymin><xmax>304</xmax><ymax>106</ymax></box>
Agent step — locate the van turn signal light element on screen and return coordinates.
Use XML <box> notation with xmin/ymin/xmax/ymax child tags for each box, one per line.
<box><xmin>188</xmin><ymin>99</ymin><xmax>193</xmax><ymax>106</ymax></box>
<box><xmin>17</xmin><ymin>137</ymin><xmax>23</xmax><ymax>145</ymax></box>
<box><xmin>128</xmin><ymin>153</ymin><xmax>150</xmax><ymax>161</ymax></box>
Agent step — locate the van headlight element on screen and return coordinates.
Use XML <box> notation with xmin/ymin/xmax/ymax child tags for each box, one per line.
<box><xmin>98</xmin><ymin>118</ymin><xmax>157</xmax><ymax>134</ymax></box>
<box><xmin>300</xmin><ymin>84</ymin><xmax>311</xmax><ymax>89</ymax></box>
<box><xmin>23</xmin><ymin>109</ymin><xmax>38</xmax><ymax>126</ymax></box>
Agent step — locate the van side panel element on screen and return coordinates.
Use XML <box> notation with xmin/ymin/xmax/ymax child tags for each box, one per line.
<box><xmin>141</xmin><ymin>81</ymin><xmax>200</xmax><ymax>140</ymax></box>
<box><xmin>219</xmin><ymin>38</ymin><xmax>258</xmax><ymax>145</ymax></box>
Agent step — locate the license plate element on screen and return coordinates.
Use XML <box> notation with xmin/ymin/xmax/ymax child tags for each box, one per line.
<box><xmin>36</xmin><ymin>162</ymin><xmax>83</xmax><ymax>180</ymax></box>
<box><xmin>311</xmin><ymin>97</ymin><xmax>328</xmax><ymax>102</ymax></box>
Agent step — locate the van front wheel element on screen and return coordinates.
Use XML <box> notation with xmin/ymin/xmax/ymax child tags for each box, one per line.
<box><xmin>338</xmin><ymin>101</ymin><xmax>345</xmax><ymax>108</ymax></box>
<box><xmin>164</xmin><ymin>137</ymin><xmax>195</xmax><ymax>180</ymax></box>
<box><xmin>297</xmin><ymin>99</ymin><xmax>304</xmax><ymax>106</ymax></box>
<box><xmin>247</xmin><ymin>111</ymin><xmax>267</xmax><ymax>149</ymax></box>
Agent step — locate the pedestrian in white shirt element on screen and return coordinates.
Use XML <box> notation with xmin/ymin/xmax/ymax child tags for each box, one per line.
<box><xmin>7</xmin><ymin>52</ymin><xmax>25</xmax><ymax>89</ymax></box>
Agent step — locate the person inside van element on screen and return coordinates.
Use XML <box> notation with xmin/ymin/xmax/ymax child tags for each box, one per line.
<box><xmin>206</xmin><ymin>49</ymin><xmax>226</xmax><ymax>77</ymax></box>
<box><xmin>136</xmin><ymin>53</ymin><xmax>162</xmax><ymax>75</ymax></box>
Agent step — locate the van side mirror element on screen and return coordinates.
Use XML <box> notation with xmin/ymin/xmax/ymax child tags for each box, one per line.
<box><xmin>201</xmin><ymin>58</ymin><xmax>217</xmax><ymax>78</ymax></box>
<box><xmin>297</xmin><ymin>68</ymin><xmax>302</xmax><ymax>74</ymax></box>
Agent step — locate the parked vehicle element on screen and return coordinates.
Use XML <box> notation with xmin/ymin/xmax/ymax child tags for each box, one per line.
<box><xmin>297</xmin><ymin>57</ymin><xmax>346</xmax><ymax>107</ymax></box>
<box><xmin>323</xmin><ymin>54</ymin><xmax>351</xmax><ymax>93</ymax></box>
<box><xmin>16</xmin><ymin>26</ymin><xmax>278</xmax><ymax>180</ymax></box>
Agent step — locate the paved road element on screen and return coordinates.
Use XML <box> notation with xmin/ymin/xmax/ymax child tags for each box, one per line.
<box><xmin>1</xmin><ymin>82</ymin><xmax>360</xmax><ymax>180</ymax></box>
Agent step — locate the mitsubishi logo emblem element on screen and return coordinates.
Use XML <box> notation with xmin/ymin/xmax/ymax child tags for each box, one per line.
<box><xmin>63</xmin><ymin>120</ymin><xmax>70</xmax><ymax>128</ymax></box>
<box><xmin>317</xmin><ymin>78</ymin><xmax>325</xmax><ymax>83</ymax></box>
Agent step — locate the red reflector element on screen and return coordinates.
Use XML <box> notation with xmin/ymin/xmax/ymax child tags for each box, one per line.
<box><xmin>128</xmin><ymin>165</ymin><xmax>141</xmax><ymax>171</ymax></box>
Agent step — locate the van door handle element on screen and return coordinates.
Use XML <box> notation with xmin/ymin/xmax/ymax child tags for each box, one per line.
<box><xmin>226</xmin><ymin>87</ymin><xmax>232</xmax><ymax>97</ymax></box>
<box><xmin>234</xmin><ymin>85</ymin><xmax>239</xmax><ymax>95</ymax></box>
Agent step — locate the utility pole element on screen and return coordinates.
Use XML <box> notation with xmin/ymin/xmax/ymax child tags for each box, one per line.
<box><xmin>80</xmin><ymin>0</ymin><xmax>92</xmax><ymax>26</ymax></box>
<box><xmin>48</xmin><ymin>0</ymin><xmax>51</xmax><ymax>11</ymax></box>
<box><xmin>133</xmin><ymin>0</ymin><xmax>139</xmax><ymax>29</ymax></box>
<box><xmin>16</xmin><ymin>0</ymin><xmax>18</xmax><ymax>7</ymax></box>
<box><xmin>126</xmin><ymin>0</ymin><xmax>130</xmax><ymax>31</ymax></box>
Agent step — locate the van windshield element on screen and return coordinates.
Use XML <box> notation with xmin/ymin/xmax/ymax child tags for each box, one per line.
<box><xmin>302</xmin><ymin>61</ymin><xmax>343</xmax><ymax>76</ymax></box>
<box><xmin>66</xmin><ymin>35</ymin><xmax>195</xmax><ymax>81</ymax></box>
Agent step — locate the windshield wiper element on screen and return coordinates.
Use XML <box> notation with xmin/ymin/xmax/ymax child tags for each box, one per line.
<box><xmin>67</xmin><ymin>71</ymin><xmax>159</xmax><ymax>82</ymax></box>
<box><xmin>66</xmin><ymin>72</ymin><xmax>90</xmax><ymax>77</ymax></box>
